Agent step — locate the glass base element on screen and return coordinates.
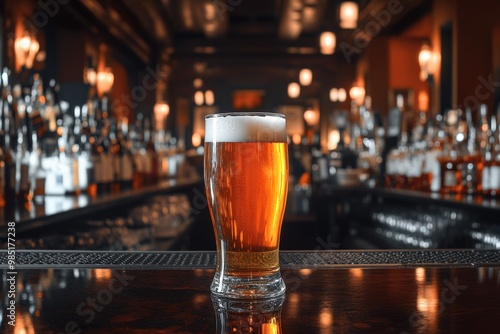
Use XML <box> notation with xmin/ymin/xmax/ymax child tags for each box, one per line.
<box><xmin>211</xmin><ymin>293</ymin><xmax>285</xmax><ymax>313</ymax></box>
<box><xmin>211</xmin><ymin>271</ymin><xmax>286</xmax><ymax>299</ymax></box>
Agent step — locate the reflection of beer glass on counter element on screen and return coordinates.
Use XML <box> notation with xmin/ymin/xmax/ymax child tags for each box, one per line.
<box><xmin>205</xmin><ymin>112</ymin><xmax>288</xmax><ymax>298</ymax></box>
<box><xmin>212</xmin><ymin>293</ymin><xmax>284</xmax><ymax>333</ymax></box>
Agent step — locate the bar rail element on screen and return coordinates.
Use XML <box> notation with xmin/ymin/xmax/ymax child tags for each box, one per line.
<box><xmin>1</xmin><ymin>249</ymin><xmax>499</xmax><ymax>269</ymax></box>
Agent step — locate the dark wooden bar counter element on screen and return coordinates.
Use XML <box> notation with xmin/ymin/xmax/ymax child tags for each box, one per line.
<box><xmin>1</xmin><ymin>250</ymin><xmax>499</xmax><ymax>333</ymax></box>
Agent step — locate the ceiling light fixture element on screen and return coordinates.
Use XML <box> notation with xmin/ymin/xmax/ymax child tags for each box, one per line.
<box><xmin>418</xmin><ymin>42</ymin><xmax>435</xmax><ymax>82</ymax></box>
<box><xmin>304</xmin><ymin>108</ymin><xmax>320</xmax><ymax>127</ymax></box>
<box><xmin>319</xmin><ymin>31</ymin><xmax>336</xmax><ymax>55</ymax></box>
<box><xmin>194</xmin><ymin>91</ymin><xmax>204</xmax><ymax>106</ymax></box>
<box><xmin>339</xmin><ymin>2</ymin><xmax>358</xmax><ymax>29</ymax></box>
<box><xmin>299</xmin><ymin>68</ymin><xmax>313</xmax><ymax>86</ymax></box>
<box><xmin>205</xmin><ymin>90</ymin><xmax>215</xmax><ymax>106</ymax></box>
<box><xmin>288</xmin><ymin>82</ymin><xmax>300</xmax><ymax>98</ymax></box>
<box><xmin>349</xmin><ymin>85</ymin><xmax>366</xmax><ymax>106</ymax></box>
<box><xmin>337</xmin><ymin>88</ymin><xmax>347</xmax><ymax>102</ymax></box>
<box><xmin>330</xmin><ymin>88</ymin><xmax>338</xmax><ymax>102</ymax></box>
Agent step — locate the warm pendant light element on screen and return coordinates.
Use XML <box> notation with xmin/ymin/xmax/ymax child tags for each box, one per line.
<box><xmin>330</xmin><ymin>88</ymin><xmax>338</xmax><ymax>102</ymax></box>
<box><xmin>320</xmin><ymin>31</ymin><xmax>336</xmax><ymax>55</ymax></box>
<box><xmin>338</xmin><ymin>88</ymin><xmax>347</xmax><ymax>102</ymax></box>
<box><xmin>193</xmin><ymin>78</ymin><xmax>203</xmax><ymax>88</ymax></box>
<box><xmin>339</xmin><ymin>2</ymin><xmax>358</xmax><ymax>29</ymax></box>
<box><xmin>299</xmin><ymin>68</ymin><xmax>313</xmax><ymax>86</ymax></box>
<box><xmin>419</xmin><ymin>43</ymin><xmax>433</xmax><ymax>81</ymax></box>
<box><xmin>205</xmin><ymin>90</ymin><xmax>215</xmax><ymax>106</ymax></box>
<box><xmin>349</xmin><ymin>85</ymin><xmax>366</xmax><ymax>106</ymax></box>
<box><xmin>194</xmin><ymin>91</ymin><xmax>204</xmax><ymax>106</ymax></box>
<box><xmin>288</xmin><ymin>82</ymin><xmax>300</xmax><ymax>98</ymax></box>
<box><xmin>304</xmin><ymin>108</ymin><xmax>320</xmax><ymax>127</ymax></box>
<box><xmin>97</xmin><ymin>67</ymin><xmax>114</xmax><ymax>95</ymax></box>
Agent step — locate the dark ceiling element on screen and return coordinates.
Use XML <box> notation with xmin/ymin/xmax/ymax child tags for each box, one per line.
<box><xmin>60</xmin><ymin>0</ymin><xmax>431</xmax><ymax>65</ymax></box>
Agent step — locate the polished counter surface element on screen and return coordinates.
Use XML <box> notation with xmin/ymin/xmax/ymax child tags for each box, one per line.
<box><xmin>1</xmin><ymin>250</ymin><xmax>499</xmax><ymax>333</ymax></box>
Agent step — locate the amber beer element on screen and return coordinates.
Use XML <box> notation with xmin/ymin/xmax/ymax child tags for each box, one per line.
<box><xmin>205</xmin><ymin>112</ymin><xmax>288</xmax><ymax>298</ymax></box>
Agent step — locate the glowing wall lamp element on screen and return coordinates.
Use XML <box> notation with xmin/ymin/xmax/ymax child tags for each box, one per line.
<box><xmin>288</xmin><ymin>82</ymin><xmax>300</xmax><ymax>98</ymax></box>
<box><xmin>192</xmin><ymin>133</ymin><xmax>202</xmax><ymax>147</ymax></box>
<box><xmin>154</xmin><ymin>101</ymin><xmax>170</xmax><ymax>130</ymax></box>
<box><xmin>320</xmin><ymin>31</ymin><xmax>336</xmax><ymax>55</ymax></box>
<box><xmin>154</xmin><ymin>101</ymin><xmax>170</xmax><ymax>118</ymax></box>
<box><xmin>84</xmin><ymin>68</ymin><xmax>97</xmax><ymax>86</ymax></box>
<box><xmin>419</xmin><ymin>42</ymin><xmax>434</xmax><ymax>82</ymax></box>
<box><xmin>15</xmin><ymin>35</ymin><xmax>39</xmax><ymax>70</ymax></box>
<box><xmin>349</xmin><ymin>85</ymin><xmax>366</xmax><ymax>106</ymax></box>
<box><xmin>193</xmin><ymin>78</ymin><xmax>203</xmax><ymax>88</ymax></box>
<box><xmin>299</xmin><ymin>68</ymin><xmax>313</xmax><ymax>86</ymax></box>
<box><xmin>339</xmin><ymin>2</ymin><xmax>358</xmax><ymax>29</ymax></box>
<box><xmin>304</xmin><ymin>108</ymin><xmax>320</xmax><ymax>127</ymax></box>
<box><xmin>96</xmin><ymin>67</ymin><xmax>114</xmax><ymax>96</ymax></box>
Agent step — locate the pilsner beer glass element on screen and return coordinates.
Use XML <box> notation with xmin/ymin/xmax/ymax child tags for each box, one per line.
<box><xmin>204</xmin><ymin>112</ymin><xmax>288</xmax><ymax>298</ymax></box>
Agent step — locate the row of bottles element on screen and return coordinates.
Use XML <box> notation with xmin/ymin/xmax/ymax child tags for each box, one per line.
<box><xmin>385</xmin><ymin>104</ymin><xmax>500</xmax><ymax>197</ymax></box>
<box><xmin>0</xmin><ymin>69</ymin><xmax>184</xmax><ymax>209</ymax></box>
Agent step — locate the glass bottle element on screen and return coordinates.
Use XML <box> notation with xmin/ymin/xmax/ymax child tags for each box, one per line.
<box><xmin>144</xmin><ymin>117</ymin><xmax>158</xmax><ymax>185</ymax></box>
<box><xmin>85</xmin><ymin>101</ymin><xmax>98</xmax><ymax>197</ymax></box>
<box><xmin>109</xmin><ymin>121</ymin><xmax>121</xmax><ymax>193</ymax></box>
<box><xmin>422</xmin><ymin>116</ymin><xmax>445</xmax><ymax>192</ymax></box>
<box><xmin>33</xmin><ymin>145</ymin><xmax>46</xmax><ymax>200</ymax></box>
<box><xmin>3</xmin><ymin>133</ymin><xmax>17</xmax><ymax>206</ymax></box>
<box><xmin>0</xmin><ymin>120</ymin><xmax>6</xmax><ymax>207</ymax></box>
<box><xmin>95</xmin><ymin>127</ymin><xmax>108</xmax><ymax>194</ymax></box>
<box><xmin>118</xmin><ymin>121</ymin><xmax>134</xmax><ymax>191</ymax></box>
<box><xmin>484</xmin><ymin>114</ymin><xmax>500</xmax><ymax>197</ymax></box>
<box><xmin>17</xmin><ymin>101</ymin><xmax>33</xmax><ymax>203</ymax></box>
<box><xmin>438</xmin><ymin>109</ymin><xmax>461</xmax><ymax>194</ymax></box>
<box><xmin>91</xmin><ymin>130</ymin><xmax>104</xmax><ymax>196</ymax></box>
<box><xmin>61</xmin><ymin>108</ymin><xmax>80</xmax><ymax>196</ymax></box>
<box><xmin>460</xmin><ymin>108</ymin><xmax>483</xmax><ymax>195</ymax></box>
<box><xmin>482</xmin><ymin>115</ymin><xmax>496</xmax><ymax>196</ymax></box>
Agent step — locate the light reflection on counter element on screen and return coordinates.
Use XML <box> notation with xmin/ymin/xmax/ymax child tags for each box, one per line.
<box><xmin>349</xmin><ymin>268</ymin><xmax>364</xmax><ymax>281</ymax></box>
<box><xmin>93</xmin><ymin>269</ymin><xmax>112</xmax><ymax>281</ymax></box>
<box><xmin>14</xmin><ymin>310</ymin><xmax>35</xmax><ymax>334</ymax></box>
<box><xmin>299</xmin><ymin>268</ymin><xmax>313</xmax><ymax>278</ymax></box>
<box><xmin>286</xmin><ymin>292</ymin><xmax>300</xmax><ymax>318</ymax></box>
<box><xmin>319</xmin><ymin>300</ymin><xmax>334</xmax><ymax>334</ymax></box>
<box><xmin>415</xmin><ymin>267</ymin><xmax>426</xmax><ymax>283</ymax></box>
<box><xmin>415</xmin><ymin>270</ymin><xmax>438</xmax><ymax>333</ymax></box>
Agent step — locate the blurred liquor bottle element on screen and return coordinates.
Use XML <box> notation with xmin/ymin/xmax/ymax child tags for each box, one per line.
<box><xmin>438</xmin><ymin>109</ymin><xmax>461</xmax><ymax>194</ymax></box>
<box><xmin>483</xmin><ymin>110</ymin><xmax>500</xmax><ymax>197</ymax></box>
<box><xmin>460</xmin><ymin>107</ymin><xmax>484</xmax><ymax>195</ymax></box>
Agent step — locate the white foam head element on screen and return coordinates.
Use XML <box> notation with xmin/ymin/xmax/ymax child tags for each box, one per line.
<box><xmin>205</xmin><ymin>113</ymin><xmax>286</xmax><ymax>142</ymax></box>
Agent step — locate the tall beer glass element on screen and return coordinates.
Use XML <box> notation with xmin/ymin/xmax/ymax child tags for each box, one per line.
<box><xmin>205</xmin><ymin>112</ymin><xmax>288</xmax><ymax>298</ymax></box>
